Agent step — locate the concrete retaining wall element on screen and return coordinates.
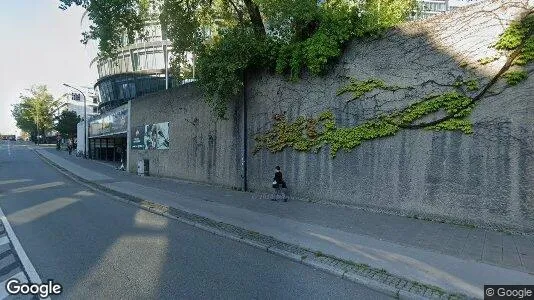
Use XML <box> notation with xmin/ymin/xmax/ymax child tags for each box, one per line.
<box><xmin>128</xmin><ymin>0</ymin><xmax>534</xmax><ymax>232</ymax></box>
<box><xmin>128</xmin><ymin>83</ymin><xmax>244</xmax><ymax>189</ymax></box>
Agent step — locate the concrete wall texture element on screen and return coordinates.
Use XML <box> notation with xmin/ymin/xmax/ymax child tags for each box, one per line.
<box><xmin>128</xmin><ymin>83</ymin><xmax>244</xmax><ymax>189</ymax></box>
<box><xmin>129</xmin><ymin>0</ymin><xmax>534</xmax><ymax>233</ymax></box>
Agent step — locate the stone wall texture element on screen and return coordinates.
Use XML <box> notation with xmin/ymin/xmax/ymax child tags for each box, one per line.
<box><xmin>129</xmin><ymin>0</ymin><xmax>534</xmax><ymax>233</ymax></box>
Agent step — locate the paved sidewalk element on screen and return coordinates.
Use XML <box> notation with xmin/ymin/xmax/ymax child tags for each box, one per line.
<box><xmin>37</xmin><ymin>148</ymin><xmax>534</xmax><ymax>298</ymax></box>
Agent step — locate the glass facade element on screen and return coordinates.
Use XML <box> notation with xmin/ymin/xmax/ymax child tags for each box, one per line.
<box><xmin>95</xmin><ymin>42</ymin><xmax>169</xmax><ymax>79</ymax></box>
<box><xmin>414</xmin><ymin>0</ymin><xmax>484</xmax><ymax>19</ymax></box>
<box><xmin>96</xmin><ymin>73</ymin><xmax>172</xmax><ymax>111</ymax></box>
<box><xmin>82</xmin><ymin>3</ymin><xmax>193</xmax><ymax>114</ymax></box>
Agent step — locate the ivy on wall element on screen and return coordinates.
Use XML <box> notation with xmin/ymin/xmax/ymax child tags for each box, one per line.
<box><xmin>336</xmin><ymin>78</ymin><xmax>412</xmax><ymax>102</ymax></box>
<box><xmin>254</xmin><ymin>91</ymin><xmax>474</xmax><ymax>158</ymax></box>
<box><xmin>253</xmin><ymin>10</ymin><xmax>534</xmax><ymax>158</ymax></box>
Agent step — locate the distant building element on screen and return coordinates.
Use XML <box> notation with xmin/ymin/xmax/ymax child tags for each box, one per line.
<box><xmin>62</xmin><ymin>87</ymin><xmax>100</xmax><ymax>118</ymax></box>
<box><xmin>415</xmin><ymin>0</ymin><xmax>485</xmax><ymax>19</ymax></box>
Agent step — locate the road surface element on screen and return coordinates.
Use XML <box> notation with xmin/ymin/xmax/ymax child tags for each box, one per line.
<box><xmin>0</xmin><ymin>141</ymin><xmax>391</xmax><ymax>299</ymax></box>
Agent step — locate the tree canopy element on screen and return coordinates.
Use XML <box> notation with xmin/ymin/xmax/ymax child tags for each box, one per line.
<box><xmin>55</xmin><ymin>110</ymin><xmax>81</xmax><ymax>137</ymax></box>
<box><xmin>60</xmin><ymin>0</ymin><xmax>416</xmax><ymax>117</ymax></box>
<box><xmin>11</xmin><ymin>85</ymin><xmax>63</xmax><ymax>140</ymax></box>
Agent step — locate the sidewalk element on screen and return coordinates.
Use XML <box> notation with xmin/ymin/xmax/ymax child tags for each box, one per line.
<box><xmin>36</xmin><ymin>148</ymin><xmax>534</xmax><ymax>299</ymax></box>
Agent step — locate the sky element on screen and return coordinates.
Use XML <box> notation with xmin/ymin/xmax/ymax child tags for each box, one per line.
<box><xmin>0</xmin><ymin>1</ymin><xmax>97</xmax><ymax>135</ymax></box>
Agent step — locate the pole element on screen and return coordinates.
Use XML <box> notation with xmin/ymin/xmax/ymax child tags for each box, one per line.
<box><xmin>84</xmin><ymin>90</ymin><xmax>87</xmax><ymax>158</ymax></box>
<box><xmin>164</xmin><ymin>44</ymin><xmax>169</xmax><ymax>90</ymax></box>
<box><xmin>242</xmin><ymin>71</ymin><xmax>248</xmax><ymax>192</ymax></box>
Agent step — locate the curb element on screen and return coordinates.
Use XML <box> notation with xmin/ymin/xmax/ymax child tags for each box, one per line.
<box><xmin>34</xmin><ymin>149</ymin><xmax>473</xmax><ymax>300</ymax></box>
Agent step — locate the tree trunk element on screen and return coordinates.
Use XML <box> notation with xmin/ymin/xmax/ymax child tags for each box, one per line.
<box><xmin>243</xmin><ymin>0</ymin><xmax>266</xmax><ymax>36</ymax></box>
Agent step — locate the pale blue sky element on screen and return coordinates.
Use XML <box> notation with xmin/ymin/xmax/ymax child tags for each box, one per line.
<box><xmin>0</xmin><ymin>1</ymin><xmax>97</xmax><ymax>135</ymax></box>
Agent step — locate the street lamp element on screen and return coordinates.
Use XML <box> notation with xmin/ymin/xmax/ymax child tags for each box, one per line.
<box><xmin>63</xmin><ymin>83</ymin><xmax>87</xmax><ymax>158</ymax></box>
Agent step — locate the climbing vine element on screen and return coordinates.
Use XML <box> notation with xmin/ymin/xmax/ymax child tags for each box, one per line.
<box><xmin>253</xmin><ymin>9</ymin><xmax>534</xmax><ymax>158</ymax></box>
<box><xmin>454</xmin><ymin>78</ymin><xmax>479</xmax><ymax>92</ymax></box>
<box><xmin>504</xmin><ymin>70</ymin><xmax>528</xmax><ymax>85</ymax></box>
<box><xmin>254</xmin><ymin>91</ymin><xmax>474</xmax><ymax>157</ymax></box>
<box><xmin>336</xmin><ymin>78</ymin><xmax>411</xmax><ymax>102</ymax></box>
<box><xmin>492</xmin><ymin>11</ymin><xmax>534</xmax><ymax>83</ymax></box>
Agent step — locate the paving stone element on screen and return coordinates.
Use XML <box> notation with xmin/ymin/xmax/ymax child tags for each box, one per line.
<box><xmin>483</xmin><ymin>244</ymin><xmax>503</xmax><ymax>265</ymax></box>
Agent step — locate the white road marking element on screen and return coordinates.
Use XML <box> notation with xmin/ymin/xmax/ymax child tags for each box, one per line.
<box><xmin>0</xmin><ymin>271</ymin><xmax>28</xmax><ymax>300</ymax></box>
<box><xmin>0</xmin><ymin>180</ymin><xmax>32</xmax><ymax>186</ymax></box>
<box><xmin>0</xmin><ymin>236</ymin><xmax>9</xmax><ymax>246</ymax></box>
<box><xmin>0</xmin><ymin>207</ymin><xmax>47</xmax><ymax>294</ymax></box>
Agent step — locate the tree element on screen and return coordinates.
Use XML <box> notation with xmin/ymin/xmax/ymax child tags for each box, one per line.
<box><xmin>55</xmin><ymin>110</ymin><xmax>81</xmax><ymax>138</ymax></box>
<box><xmin>59</xmin><ymin>0</ymin><xmax>152</xmax><ymax>58</ymax></box>
<box><xmin>60</xmin><ymin>0</ymin><xmax>414</xmax><ymax>117</ymax></box>
<box><xmin>11</xmin><ymin>85</ymin><xmax>63</xmax><ymax>142</ymax></box>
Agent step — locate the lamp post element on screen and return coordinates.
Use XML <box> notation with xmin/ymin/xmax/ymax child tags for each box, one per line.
<box><xmin>63</xmin><ymin>83</ymin><xmax>87</xmax><ymax>158</ymax></box>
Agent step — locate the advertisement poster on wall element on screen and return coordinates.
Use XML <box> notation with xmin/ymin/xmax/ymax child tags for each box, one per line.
<box><xmin>144</xmin><ymin>124</ymin><xmax>157</xmax><ymax>150</ymax></box>
<box><xmin>155</xmin><ymin>122</ymin><xmax>170</xmax><ymax>150</ymax></box>
<box><xmin>143</xmin><ymin>122</ymin><xmax>170</xmax><ymax>150</ymax></box>
<box><xmin>131</xmin><ymin>122</ymin><xmax>170</xmax><ymax>150</ymax></box>
<box><xmin>131</xmin><ymin>126</ymin><xmax>145</xmax><ymax>149</ymax></box>
<box><xmin>89</xmin><ymin>106</ymin><xmax>128</xmax><ymax>137</ymax></box>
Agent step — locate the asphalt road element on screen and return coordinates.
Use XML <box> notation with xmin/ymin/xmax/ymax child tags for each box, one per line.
<box><xmin>0</xmin><ymin>141</ymin><xmax>391</xmax><ymax>299</ymax></box>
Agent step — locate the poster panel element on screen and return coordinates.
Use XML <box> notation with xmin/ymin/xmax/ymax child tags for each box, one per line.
<box><xmin>156</xmin><ymin>122</ymin><xmax>170</xmax><ymax>150</ymax></box>
<box><xmin>144</xmin><ymin>124</ymin><xmax>157</xmax><ymax>150</ymax></box>
<box><xmin>144</xmin><ymin>122</ymin><xmax>170</xmax><ymax>150</ymax></box>
<box><xmin>131</xmin><ymin>126</ymin><xmax>145</xmax><ymax>149</ymax></box>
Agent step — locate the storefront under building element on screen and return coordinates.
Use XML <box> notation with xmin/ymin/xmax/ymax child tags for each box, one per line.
<box><xmin>88</xmin><ymin>104</ymin><xmax>128</xmax><ymax>163</ymax></box>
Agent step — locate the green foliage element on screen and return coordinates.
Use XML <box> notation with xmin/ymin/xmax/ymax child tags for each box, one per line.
<box><xmin>426</xmin><ymin>119</ymin><xmax>473</xmax><ymax>134</ymax></box>
<box><xmin>55</xmin><ymin>110</ymin><xmax>81</xmax><ymax>137</ymax></box>
<box><xmin>336</xmin><ymin>78</ymin><xmax>408</xmax><ymax>102</ymax></box>
<box><xmin>465</xmin><ymin>79</ymin><xmax>479</xmax><ymax>91</ymax></box>
<box><xmin>11</xmin><ymin>85</ymin><xmax>63</xmax><ymax>138</ymax></box>
<box><xmin>60</xmin><ymin>0</ymin><xmax>151</xmax><ymax>58</ymax></box>
<box><xmin>61</xmin><ymin>0</ymin><xmax>415</xmax><ymax>118</ymax></box>
<box><xmin>273</xmin><ymin>0</ymin><xmax>414</xmax><ymax>79</ymax></box>
<box><xmin>196</xmin><ymin>27</ymin><xmax>278</xmax><ymax>118</ymax></box>
<box><xmin>504</xmin><ymin>70</ymin><xmax>528</xmax><ymax>85</ymax></box>
<box><xmin>254</xmin><ymin>91</ymin><xmax>475</xmax><ymax>157</ymax></box>
<box><xmin>337</xmin><ymin>78</ymin><xmax>386</xmax><ymax>100</ymax></box>
<box><xmin>454</xmin><ymin>78</ymin><xmax>479</xmax><ymax>91</ymax></box>
<box><xmin>255</xmin><ymin>12</ymin><xmax>534</xmax><ymax>158</ymax></box>
<box><xmin>494</xmin><ymin>13</ymin><xmax>534</xmax><ymax>51</ymax></box>
<box><xmin>493</xmin><ymin>12</ymin><xmax>534</xmax><ymax>84</ymax></box>
<box><xmin>494</xmin><ymin>19</ymin><xmax>526</xmax><ymax>50</ymax></box>
<box><xmin>477</xmin><ymin>56</ymin><xmax>499</xmax><ymax>65</ymax></box>
<box><xmin>190</xmin><ymin>0</ymin><xmax>415</xmax><ymax>117</ymax></box>
<box><xmin>514</xmin><ymin>36</ymin><xmax>534</xmax><ymax>65</ymax></box>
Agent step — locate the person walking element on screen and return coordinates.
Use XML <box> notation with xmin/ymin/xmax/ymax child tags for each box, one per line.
<box><xmin>272</xmin><ymin>166</ymin><xmax>288</xmax><ymax>202</ymax></box>
<box><xmin>67</xmin><ymin>138</ymin><xmax>73</xmax><ymax>155</ymax></box>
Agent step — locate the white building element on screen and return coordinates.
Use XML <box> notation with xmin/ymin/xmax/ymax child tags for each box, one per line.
<box><xmin>62</xmin><ymin>87</ymin><xmax>100</xmax><ymax>119</ymax></box>
<box><xmin>416</xmin><ymin>0</ymin><xmax>485</xmax><ymax>19</ymax></box>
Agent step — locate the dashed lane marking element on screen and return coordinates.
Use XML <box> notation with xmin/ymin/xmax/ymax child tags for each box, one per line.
<box><xmin>0</xmin><ymin>272</ymin><xmax>27</xmax><ymax>299</ymax></box>
<box><xmin>0</xmin><ymin>207</ymin><xmax>49</xmax><ymax>300</ymax></box>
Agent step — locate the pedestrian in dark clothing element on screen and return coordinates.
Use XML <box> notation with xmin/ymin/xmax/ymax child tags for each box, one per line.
<box><xmin>68</xmin><ymin>139</ymin><xmax>73</xmax><ymax>155</ymax></box>
<box><xmin>272</xmin><ymin>166</ymin><xmax>288</xmax><ymax>201</ymax></box>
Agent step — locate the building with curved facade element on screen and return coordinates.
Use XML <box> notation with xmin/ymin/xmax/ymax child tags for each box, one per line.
<box><xmin>81</xmin><ymin>5</ymin><xmax>178</xmax><ymax>162</ymax></box>
<box><xmin>87</xmin><ymin>21</ymin><xmax>173</xmax><ymax>112</ymax></box>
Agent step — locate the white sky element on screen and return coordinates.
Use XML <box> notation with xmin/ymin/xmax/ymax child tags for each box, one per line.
<box><xmin>0</xmin><ymin>1</ymin><xmax>97</xmax><ymax>135</ymax></box>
